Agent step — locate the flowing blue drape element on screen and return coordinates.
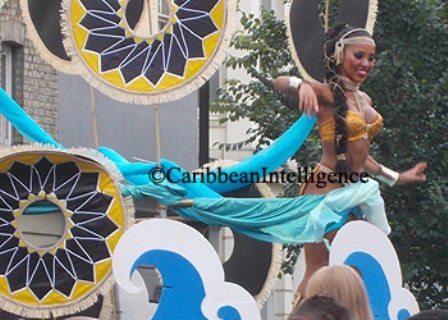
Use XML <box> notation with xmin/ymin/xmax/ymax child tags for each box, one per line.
<box><xmin>122</xmin><ymin>177</ymin><xmax>385</xmax><ymax>244</ymax></box>
<box><xmin>0</xmin><ymin>88</ymin><xmax>63</xmax><ymax>148</ymax></box>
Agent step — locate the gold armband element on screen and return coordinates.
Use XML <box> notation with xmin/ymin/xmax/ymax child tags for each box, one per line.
<box><xmin>376</xmin><ymin>165</ymin><xmax>399</xmax><ymax>187</ymax></box>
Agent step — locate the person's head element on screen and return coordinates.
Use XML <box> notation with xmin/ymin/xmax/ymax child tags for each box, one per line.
<box><xmin>324</xmin><ymin>23</ymin><xmax>376</xmax><ymax>84</ymax></box>
<box><xmin>305</xmin><ymin>265</ymin><xmax>372</xmax><ymax>320</ymax></box>
<box><xmin>407</xmin><ymin>309</ymin><xmax>448</xmax><ymax>320</ymax></box>
<box><xmin>289</xmin><ymin>295</ymin><xmax>352</xmax><ymax>320</ymax></box>
<box><xmin>322</xmin><ymin>24</ymin><xmax>376</xmax><ymax>174</ymax></box>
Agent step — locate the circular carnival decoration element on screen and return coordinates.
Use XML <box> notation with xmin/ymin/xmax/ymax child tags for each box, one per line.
<box><xmin>20</xmin><ymin>0</ymin><xmax>76</xmax><ymax>74</ymax></box>
<box><xmin>0</xmin><ymin>149</ymin><xmax>129</xmax><ymax>318</ymax></box>
<box><xmin>64</xmin><ymin>0</ymin><xmax>233</xmax><ymax>104</ymax></box>
<box><xmin>287</xmin><ymin>0</ymin><xmax>378</xmax><ymax>82</ymax></box>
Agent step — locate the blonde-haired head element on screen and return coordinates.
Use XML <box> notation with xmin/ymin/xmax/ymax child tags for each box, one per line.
<box><xmin>305</xmin><ymin>265</ymin><xmax>373</xmax><ymax>320</ymax></box>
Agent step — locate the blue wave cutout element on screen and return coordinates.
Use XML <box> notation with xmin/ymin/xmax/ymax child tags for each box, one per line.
<box><xmin>131</xmin><ymin>249</ymin><xmax>243</xmax><ymax>320</ymax></box>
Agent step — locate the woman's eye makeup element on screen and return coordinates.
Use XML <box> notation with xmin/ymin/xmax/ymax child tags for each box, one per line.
<box><xmin>353</xmin><ymin>51</ymin><xmax>376</xmax><ymax>62</ymax></box>
<box><xmin>353</xmin><ymin>51</ymin><xmax>364</xmax><ymax>59</ymax></box>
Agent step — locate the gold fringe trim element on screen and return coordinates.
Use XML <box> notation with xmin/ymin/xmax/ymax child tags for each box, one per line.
<box><xmin>19</xmin><ymin>0</ymin><xmax>77</xmax><ymax>74</ymax></box>
<box><xmin>60</xmin><ymin>0</ymin><xmax>237</xmax><ymax>105</ymax></box>
<box><xmin>98</xmin><ymin>288</ymin><xmax>114</xmax><ymax>320</ymax></box>
<box><xmin>124</xmin><ymin>196</ymin><xmax>136</xmax><ymax>229</ymax></box>
<box><xmin>255</xmin><ymin>181</ymin><xmax>276</xmax><ymax>199</ymax></box>
<box><xmin>365</xmin><ymin>0</ymin><xmax>379</xmax><ymax>34</ymax></box>
<box><xmin>0</xmin><ymin>273</ymin><xmax>115</xmax><ymax>318</ymax></box>
<box><xmin>0</xmin><ymin>144</ymin><xmax>134</xmax><ymax>318</ymax></box>
<box><xmin>255</xmin><ymin>243</ymin><xmax>283</xmax><ymax>308</ymax></box>
<box><xmin>286</xmin><ymin>0</ymin><xmax>379</xmax><ymax>83</ymax></box>
<box><xmin>0</xmin><ymin>275</ymin><xmax>115</xmax><ymax>319</ymax></box>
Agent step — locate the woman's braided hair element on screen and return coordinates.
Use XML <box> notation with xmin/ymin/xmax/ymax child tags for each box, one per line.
<box><xmin>324</xmin><ymin>23</ymin><xmax>372</xmax><ymax>173</ymax></box>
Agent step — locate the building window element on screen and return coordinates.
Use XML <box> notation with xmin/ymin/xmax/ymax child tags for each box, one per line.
<box><xmin>129</xmin><ymin>0</ymin><xmax>171</xmax><ymax>36</ymax></box>
<box><xmin>157</xmin><ymin>0</ymin><xmax>170</xmax><ymax>31</ymax></box>
<box><xmin>0</xmin><ymin>43</ymin><xmax>13</xmax><ymax>146</ymax></box>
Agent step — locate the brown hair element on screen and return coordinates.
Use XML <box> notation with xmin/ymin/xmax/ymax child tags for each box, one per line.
<box><xmin>324</xmin><ymin>24</ymin><xmax>373</xmax><ymax>174</ymax></box>
<box><xmin>289</xmin><ymin>294</ymin><xmax>352</xmax><ymax>320</ymax></box>
<box><xmin>305</xmin><ymin>265</ymin><xmax>373</xmax><ymax>320</ymax></box>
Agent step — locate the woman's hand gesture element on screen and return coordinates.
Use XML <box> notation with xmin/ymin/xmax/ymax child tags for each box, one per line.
<box><xmin>397</xmin><ymin>162</ymin><xmax>427</xmax><ymax>184</ymax></box>
<box><xmin>272</xmin><ymin>76</ymin><xmax>319</xmax><ymax>117</ymax></box>
<box><xmin>298</xmin><ymin>82</ymin><xmax>319</xmax><ymax>117</ymax></box>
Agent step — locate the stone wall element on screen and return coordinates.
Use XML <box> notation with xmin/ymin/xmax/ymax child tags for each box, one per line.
<box><xmin>0</xmin><ymin>0</ymin><xmax>58</xmax><ymax>143</ymax></box>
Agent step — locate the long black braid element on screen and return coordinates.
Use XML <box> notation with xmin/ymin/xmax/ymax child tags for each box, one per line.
<box><xmin>323</xmin><ymin>23</ymin><xmax>372</xmax><ymax>174</ymax></box>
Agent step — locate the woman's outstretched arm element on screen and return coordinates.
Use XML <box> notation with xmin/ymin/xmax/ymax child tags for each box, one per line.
<box><xmin>364</xmin><ymin>155</ymin><xmax>427</xmax><ymax>186</ymax></box>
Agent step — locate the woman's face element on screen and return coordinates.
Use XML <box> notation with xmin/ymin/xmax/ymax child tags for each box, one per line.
<box><xmin>339</xmin><ymin>43</ymin><xmax>376</xmax><ymax>83</ymax></box>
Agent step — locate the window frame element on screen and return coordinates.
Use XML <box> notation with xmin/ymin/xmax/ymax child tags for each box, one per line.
<box><xmin>0</xmin><ymin>43</ymin><xmax>13</xmax><ymax>146</ymax></box>
<box><xmin>157</xmin><ymin>0</ymin><xmax>170</xmax><ymax>32</ymax></box>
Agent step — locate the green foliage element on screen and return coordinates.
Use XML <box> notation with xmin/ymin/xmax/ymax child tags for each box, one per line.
<box><xmin>212</xmin><ymin>7</ymin><xmax>295</xmax><ymax>148</ymax></box>
<box><xmin>211</xmin><ymin>0</ymin><xmax>447</xmax><ymax>310</ymax></box>
<box><xmin>363</xmin><ymin>0</ymin><xmax>448</xmax><ymax>309</ymax></box>
<box><xmin>211</xmin><ymin>6</ymin><xmax>320</xmax><ymax>160</ymax></box>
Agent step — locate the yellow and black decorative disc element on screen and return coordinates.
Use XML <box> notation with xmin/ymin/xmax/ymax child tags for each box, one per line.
<box><xmin>0</xmin><ymin>149</ymin><xmax>128</xmax><ymax>317</ymax></box>
<box><xmin>65</xmin><ymin>0</ymin><xmax>232</xmax><ymax>104</ymax></box>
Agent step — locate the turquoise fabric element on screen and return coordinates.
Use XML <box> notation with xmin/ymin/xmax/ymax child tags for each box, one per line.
<box><xmin>97</xmin><ymin>147</ymin><xmax>159</xmax><ymax>185</ymax></box>
<box><xmin>160</xmin><ymin>159</ymin><xmax>223</xmax><ymax>199</ymax></box>
<box><xmin>100</xmin><ymin>113</ymin><xmax>315</xmax><ymax>190</ymax></box>
<box><xmin>0</xmin><ymin>88</ymin><xmax>63</xmax><ymax>148</ymax></box>
<box><xmin>196</xmin><ymin>115</ymin><xmax>316</xmax><ymax>193</ymax></box>
<box><xmin>109</xmin><ymin>114</ymin><xmax>315</xmax><ymax>191</ymax></box>
<box><xmin>123</xmin><ymin>178</ymin><xmax>385</xmax><ymax>244</ymax></box>
<box><xmin>185</xmin><ymin>179</ymin><xmax>380</xmax><ymax>244</ymax></box>
<box><xmin>122</xmin><ymin>180</ymin><xmax>189</xmax><ymax>206</ymax></box>
<box><xmin>23</xmin><ymin>201</ymin><xmax>61</xmax><ymax>215</ymax></box>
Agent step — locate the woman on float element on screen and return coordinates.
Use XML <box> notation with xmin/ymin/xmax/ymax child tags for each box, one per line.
<box><xmin>273</xmin><ymin>23</ymin><xmax>427</xmax><ymax>303</ymax></box>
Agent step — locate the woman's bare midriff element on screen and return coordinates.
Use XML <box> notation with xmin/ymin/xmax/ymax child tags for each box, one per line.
<box><xmin>299</xmin><ymin>85</ymin><xmax>376</xmax><ymax>196</ymax></box>
<box><xmin>301</xmin><ymin>139</ymin><xmax>370</xmax><ymax>195</ymax></box>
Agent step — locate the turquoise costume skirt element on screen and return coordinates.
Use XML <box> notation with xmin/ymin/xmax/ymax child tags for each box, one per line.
<box><xmin>123</xmin><ymin>178</ymin><xmax>390</xmax><ymax>245</ymax></box>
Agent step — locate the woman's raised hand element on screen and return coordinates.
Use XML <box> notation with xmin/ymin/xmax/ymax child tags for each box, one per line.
<box><xmin>272</xmin><ymin>76</ymin><xmax>319</xmax><ymax>117</ymax></box>
<box><xmin>298</xmin><ymin>82</ymin><xmax>319</xmax><ymax>117</ymax></box>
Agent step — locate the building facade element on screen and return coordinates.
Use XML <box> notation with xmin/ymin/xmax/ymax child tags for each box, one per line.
<box><xmin>0</xmin><ymin>0</ymin><xmax>58</xmax><ymax>146</ymax></box>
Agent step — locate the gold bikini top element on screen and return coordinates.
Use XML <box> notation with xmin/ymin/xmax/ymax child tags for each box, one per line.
<box><xmin>319</xmin><ymin>110</ymin><xmax>384</xmax><ymax>142</ymax></box>
<box><xmin>319</xmin><ymin>79</ymin><xmax>384</xmax><ymax>142</ymax></box>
